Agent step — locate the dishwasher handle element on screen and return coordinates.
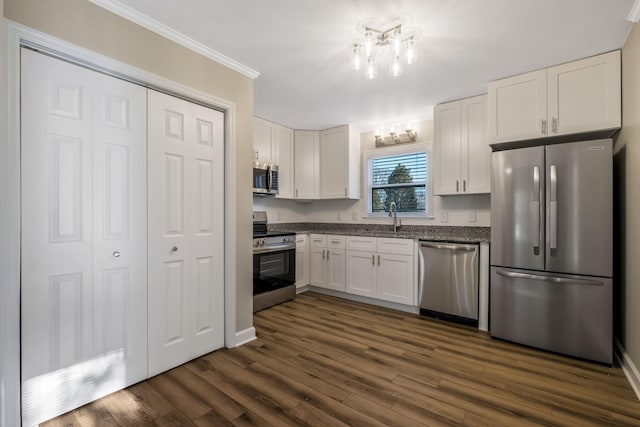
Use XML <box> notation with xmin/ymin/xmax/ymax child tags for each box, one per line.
<box><xmin>420</xmin><ymin>242</ymin><xmax>477</xmax><ymax>252</ymax></box>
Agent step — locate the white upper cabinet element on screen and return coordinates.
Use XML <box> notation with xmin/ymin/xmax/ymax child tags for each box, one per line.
<box><xmin>294</xmin><ymin>130</ymin><xmax>320</xmax><ymax>199</ymax></box>
<box><xmin>488</xmin><ymin>50</ymin><xmax>621</xmax><ymax>144</ymax></box>
<box><xmin>319</xmin><ymin>125</ymin><xmax>360</xmax><ymax>199</ymax></box>
<box><xmin>434</xmin><ymin>94</ymin><xmax>490</xmax><ymax>195</ymax></box>
<box><xmin>275</xmin><ymin>124</ymin><xmax>295</xmax><ymax>199</ymax></box>
<box><xmin>253</xmin><ymin>117</ymin><xmax>276</xmax><ymax>162</ymax></box>
<box><xmin>548</xmin><ymin>51</ymin><xmax>621</xmax><ymax>136</ymax></box>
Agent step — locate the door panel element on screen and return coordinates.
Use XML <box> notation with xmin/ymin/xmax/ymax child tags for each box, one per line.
<box><xmin>377</xmin><ymin>253</ymin><xmax>415</xmax><ymax>305</ymax></box>
<box><xmin>545</xmin><ymin>140</ymin><xmax>612</xmax><ymax>277</ymax></box>
<box><xmin>433</xmin><ymin>101</ymin><xmax>461</xmax><ymax>195</ymax></box>
<box><xmin>491</xmin><ymin>146</ymin><xmax>545</xmax><ymax>270</ymax></box>
<box><xmin>345</xmin><ymin>251</ymin><xmax>376</xmax><ymax>297</ymax></box>
<box><xmin>490</xmin><ymin>267</ymin><xmax>612</xmax><ymax>364</ymax></box>
<box><xmin>148</xmin><ymin>90</ymin><xmax>224</xmax><ymax>376</ymax></box>
<box><xmin>326</xmin><ymin>249</ymin><xmax>346</xmax><ymax>291</ymax></box>
<box><xmin>462</xmin><ymin>95</ymin><xmax>490</xmax><ymax>194</ymax></box>
<box><xmin>21</xmin><ymin>48</ymin><xmax>147</xmax><ymax>427</ymax></box>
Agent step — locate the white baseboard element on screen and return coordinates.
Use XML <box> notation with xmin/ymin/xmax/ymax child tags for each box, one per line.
<box><xmin>230</xmin><ymin>326</ymin><xmax>256</xmax><ymax>348</ymax></box>
<box><xmin>615</xmin><ymin>338</ymin><xmax>640</xmax><ymax>401</ymax></box>
<box><xmin>296</xmin><ymin>284</ymin><xmax>310</xmax><ymax>294</ymax></box>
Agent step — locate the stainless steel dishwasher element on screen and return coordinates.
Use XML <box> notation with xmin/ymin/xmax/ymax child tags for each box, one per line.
<box><xmin>418</xmin><ymin>241</ymin><xmax>479</xmax><ymax>325</ymax></box>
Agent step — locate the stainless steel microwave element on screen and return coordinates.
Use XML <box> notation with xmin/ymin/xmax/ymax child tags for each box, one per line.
<box><xmin>252</xmin><ymin>161</ymin><xmax>279</xmax><ymax>196</ymax></box>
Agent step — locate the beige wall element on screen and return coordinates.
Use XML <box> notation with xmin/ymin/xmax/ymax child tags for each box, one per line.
<box><xmin>616</xmin><ymin>22</ymin><xmax>640</xmax><ymax>370</ymax></box>
<box><xmin>4</xmin><ymin>0</ymin><xmax>255</xmax><ymax>332</ymax></box>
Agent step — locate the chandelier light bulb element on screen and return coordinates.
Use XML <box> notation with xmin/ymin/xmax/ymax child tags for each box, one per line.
<box><xmin>389</xmin><ymin>54</ymin><xmax>403</xmax><ymax>77</ymax></box>
<box><xmin>351</xmin><ymin>44</ymin><xmax>362</xmax><ymax>70</ymax></box>
<box><xmin>392</xmin><ymin>27</ymin><xmax>402</xmax><ymax>55</ymax></box>
<box><xmin>406</xmin><ymin>38</ymin><xmax>417</xmax><ymax>65</ymax></box>
<box><xmin>365</xmin><ymin>57</ymin><xmax>377</xmax><ymax>79</ymax></box>
<box><xmin>364</xmin><ymin>30</ymin><xmax>375</xmax><ymax>58</ymax></box>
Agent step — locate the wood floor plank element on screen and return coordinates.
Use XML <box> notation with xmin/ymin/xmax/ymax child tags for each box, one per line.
<box><xmin>44</xmin><ymin>291</ymin><xmax>640</xmax><ymax>426</ymax></box>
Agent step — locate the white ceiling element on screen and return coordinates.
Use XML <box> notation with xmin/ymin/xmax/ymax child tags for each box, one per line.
<box><xmin>98</xmin><ymin>0</ymin><xmax>634</xmax><ymax>130</ymax></box>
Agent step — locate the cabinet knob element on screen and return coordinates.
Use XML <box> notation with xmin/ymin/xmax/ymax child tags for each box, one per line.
<box><xmin>112</xmin><ymin>251</ymin><xmax>121</xmax><ymax>258</ymax></box>
<box><xmin>171</xmin><ymin>246</ymin><xmax>178</xmax><ymax>252</ymax></box>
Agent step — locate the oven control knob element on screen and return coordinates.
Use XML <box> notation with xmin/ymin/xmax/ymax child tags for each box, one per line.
<box><xmin>260</xmin><ymin>239</ymin><xmax>266</xmax><ymax>246</ymax></box>
<box><xmin>283</xmin><ymin>237</ymin><xmax>288</xmax><ymax>243</ymax></box>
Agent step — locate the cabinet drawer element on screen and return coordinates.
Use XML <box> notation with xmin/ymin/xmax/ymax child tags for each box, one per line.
<box><xmin>295</xmin><ymin>234</ymin><xmax>307</xmax><ymax>245</ymax></box>
<box><xmin>377</xmin><ymin>238</ymin><xmax>414</xmax><ymax>255</ymax></box>
<box><xmin>346</xmin><ymin>236</ymin><xmax>376</xmax><ymax>252</ymax></box>
<box><xmin>310</xmin><ymin>234</ymin><xmax>327</xmax><ymax>248</ymax></box>
<box><xmin>327</xmin><ymin>235</ymin><xmax>345</xmax><ymax>249</ymax></box>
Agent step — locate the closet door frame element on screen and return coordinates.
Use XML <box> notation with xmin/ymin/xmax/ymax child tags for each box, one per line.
<box><xmin>1</xmin><ymin>22</ymin><xmax>252</xmax><ymax>427</ymax></box>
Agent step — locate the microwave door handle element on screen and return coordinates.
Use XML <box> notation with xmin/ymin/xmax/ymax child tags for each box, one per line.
<box><xmin>266</xmin><ymin>165</ymin><xmax>272</xmax><ymax>192</ymax></box>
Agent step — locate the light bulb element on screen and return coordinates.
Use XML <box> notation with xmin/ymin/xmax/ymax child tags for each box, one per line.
<box><xmin>364</xmin><ymin>30</ymin><xmax>375</xmax><ymax>58</ymax></box>
<box><xmin>365</xmin><ymin>57</ymin><xmax>377</xmax><ymax>79</ymax></box>
<box><xmin>389</xmin><ymin>54</ymin><xmax>403</xmax><ymax>77</ymax></box>
<box><xmin>406</xmin><ymin>38</ymin><xmax>417</xmax><ymax>65</ymax></box>
<box><xmin>392</xmin><ymin>27</ymin><xmax>402</xmax><ymax>55</ymax></box>
<box><xmin>351</xmin><ymin>44</ymin><xmax>362</xmax><ymax>70</ymax></box>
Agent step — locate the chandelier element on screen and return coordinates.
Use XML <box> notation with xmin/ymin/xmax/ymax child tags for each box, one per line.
<box><xmin>350</xmin><ymin>21</ymin><xmax>419</xmax><ymax>79</ymax></box>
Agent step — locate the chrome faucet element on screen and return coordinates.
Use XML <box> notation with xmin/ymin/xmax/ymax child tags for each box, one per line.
<box><xmin>389</xmin><ymin>201</ymin><xmax>399</xmax><ymax>233</ymax></box>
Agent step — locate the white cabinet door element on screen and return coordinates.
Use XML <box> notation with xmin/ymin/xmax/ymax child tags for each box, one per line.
<box><xmin>320</xmin><ymin>126</ymin><xmax>348</xmax><ymax>199</ymax></box>
<box><xmin>295</xmin><ymin>234</ymin><xmax>309</xmax><ymax>288</ymax></box>
<box><xmin>275</xmin><ymin>124</ymin><xmax>295</xmax><ymax>199</ymax></box>
<box><xmin>548</xmin><ymin>50</ymin><xmax>621</xmax><ymax>136</ymax></box>
<box><xmin>346</xmin><ymin>250</ymin><xmax>377</xmax><ymax>298</ymax></box>
<box><xmin>294</xmin><ymin>130</ymin><xmax>320</xmax><ymax>199</ymax></box>
<box><xmin>148</xmin><ymin>90</ymin><xmax>224</xmax><ymax>377</ymax></box>
<box><xmin>461</xmin><ymin>95</ymin><xmax>490</xmax><ymax>194</ymax></box>
<box><xmin>376</xmin><ymin>253</ymin><xmax>415</xmax><ymax>305</ymax></box>
<box><xmin>487</xmin><ymin>69</ymin><xmax>547</xmax><ymax>143</ymax></box>
<box><xmin>253</xmin><ymin>117</ymin><xmax>275</xmax><ymax>162</ymax></box>
<box><xmin>327</xmin><ymin>249</ymin><xmax>346</xmax><ymax>291</ymax></box>
<box><xmin>309</xmin><ymin>246</ymin><xmax>326</xmax><ymax>287</ymax></box>
<box><xmin>20</xmin><ymin>49</ymin><xmax>148</xmax><ymax>427</ymax></box>
<box><xmin>433</xmin><ymin>100</ymin><xmax>462</xmax><ymax>195</ymax></box>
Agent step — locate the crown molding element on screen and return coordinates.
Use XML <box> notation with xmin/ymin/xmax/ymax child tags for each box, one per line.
<box><xmin>88</xmin><ymin>0</ymin><xmax>260</xmax><ymax>79</ymax></box>
<box><xmin>629</xmin><ymin>0</ymin><xmax>640</xmax><ymax>22</ymax></box>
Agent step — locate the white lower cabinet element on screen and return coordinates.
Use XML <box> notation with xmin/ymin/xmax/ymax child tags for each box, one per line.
<box><xmin>346</xmin><ymin>237</ymin><xmax>415</xmax><ymax>305</ymax></box>
<box><xmin>295</xmin><ymin>234</ymin><xmax>309</xmax><ymax>288</ymax></box>
<box><xmin>309</xmin><ymin>234</ymin><xmax>346</xmax><ymax>291</ymax></box>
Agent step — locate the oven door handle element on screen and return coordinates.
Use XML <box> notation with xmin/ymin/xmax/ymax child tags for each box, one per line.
<box><xmin>253</xmin><ymin>244</ymin><xmax>296</xmax><ymax>254</ymax></box>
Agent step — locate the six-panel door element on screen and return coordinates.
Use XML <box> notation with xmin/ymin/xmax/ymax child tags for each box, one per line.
<box><xmin>21</xmin><ymin>48</ymin><xmax>148</xmax><ymax>426</ymax></box>
<box><xmin>147</xmin><ymin>90</ymin><xmax>225</xmax><ymax>377</ymax></box>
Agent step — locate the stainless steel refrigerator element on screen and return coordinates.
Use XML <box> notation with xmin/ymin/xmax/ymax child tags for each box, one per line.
<box><xmin>490</xmin><ymin>138</ymin><xmax>612</xmax><ymax>364</ymax></box>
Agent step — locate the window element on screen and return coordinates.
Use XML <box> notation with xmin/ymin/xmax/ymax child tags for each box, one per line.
<box><xmin>365</xmin><ymin>144</ymin><xmax>431</xmax><ymax>217</ymax></box>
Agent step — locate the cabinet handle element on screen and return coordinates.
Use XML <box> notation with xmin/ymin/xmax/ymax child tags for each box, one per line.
<box><xmin>372</xmin><ymin>254</ymin><xmax>375</xmax><ymax>265</ymax></box>
<box><xmin>552</xmin><ymin>117</ymin><xmax>558</xmax><ymax>133</ymax></box>
<box><xmin>456</xmin><ymin>180</ymin><xmax>459</xmax><ymax>192</ymax></box>
<box><xmin>377</xmin><ymin>255</ymin><xmax>380</xmax><ymax>266</ymax></box>
<box><xmin>296</xmin><ymin>188</ymin><xmax>299</xmax><ymax>198</ymax></box>
<box><xmin>327</xmin><ymin>250</ymin><xmax>331</xmax><ymax>260</ymax></box>
<box><xmin>541</xmin><ymin>119</ymin><xmax>547</xmax><ymax>135</ymax></box>
<box><xmin>322</xmin><ymin>249</ymin><xmax>325</xmax><ymax>259</ymax></box>
<box><xmin>463</xmin><ymin>180</ymin><xmax>466</xmax><ymax>192</ymax></box>
<box><xmin>344</xmin><ymin>187</ymin><xmax>347</xmax><ymax>197</ymax></box>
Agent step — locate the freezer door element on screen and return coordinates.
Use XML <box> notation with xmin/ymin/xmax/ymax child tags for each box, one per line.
<box><xmin>491</xmin><ymin>146</ymin><xmax>545</xmax><ymax>270</ymax></box>
<box><xmin>545</xmin><ymin>139</ymin><xmax>612</xmax><ymax>277</ymax></box>
<box><xmin>490</xmin><ymin>267</ymin><xmax>612</xmax><ymax>364</ymax></box>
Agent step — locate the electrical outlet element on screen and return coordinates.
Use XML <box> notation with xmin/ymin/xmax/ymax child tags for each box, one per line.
<box><xmin>467</xmin><ymin>210</ymin><xmax>476</xmax><ymax>223</ymax></box>
<box><xmin>439</xmin><ymin>211</ymin><xmax>448</xmax><ymax>223</ymax></box>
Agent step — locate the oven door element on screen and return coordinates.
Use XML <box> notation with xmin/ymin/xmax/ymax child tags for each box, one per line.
<box><xmin>253</xmin><ymin>247</ymin><xmax>295</xmax><ymax>295</ymax></box>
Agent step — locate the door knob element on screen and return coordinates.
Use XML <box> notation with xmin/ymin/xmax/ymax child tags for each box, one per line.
<box><xmin>112</xmin><ymin>251</ymin><xmax>121</xmax><ymax>258</ymax></box>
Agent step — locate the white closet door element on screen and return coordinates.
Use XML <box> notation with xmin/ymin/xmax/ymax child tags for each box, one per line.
<box><xmin>20</xmin><ymin>48</ymin><xmax>147</xmax><ymax>427</ymax></box>
<box><xmin>148</xmin><ymin>90</ymin><xmax>224</xmax><ymax>376</ymax></box>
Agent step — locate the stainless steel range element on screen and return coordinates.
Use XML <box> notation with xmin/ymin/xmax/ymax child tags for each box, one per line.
<box><xmin>253</xmin><ymin>211</ymin><xmax>296</xmax><ymax>312</ymax></box>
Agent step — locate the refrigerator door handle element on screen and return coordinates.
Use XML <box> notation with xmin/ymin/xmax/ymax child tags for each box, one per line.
<box><xmin>495</xmin><ymin>269</ymin><xmax>604</xmax><ymax>286</ymax></box>
<box><xmin>549</xmin><ymin>164</ymin><xmax>558</xmax><ymax>251</ymax></box>
<box><xmin>532</xmin><ymin>166</ymin><xmax>540</xmax><ymax>254</ymax></box>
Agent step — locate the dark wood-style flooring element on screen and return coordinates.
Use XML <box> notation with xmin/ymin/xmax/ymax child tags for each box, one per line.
<box><xmin>44</xmin><ymin>291</ymin><xmax>640</xmax><ymax>426</ymax></box>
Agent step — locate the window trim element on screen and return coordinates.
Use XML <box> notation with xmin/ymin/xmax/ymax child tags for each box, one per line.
<box><xmin>363</xmin><ymin>143</ymin><xmax>433</xmax><ymax>219</ymax></box>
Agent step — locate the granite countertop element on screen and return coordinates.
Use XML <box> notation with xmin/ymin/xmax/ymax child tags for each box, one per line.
<box><xmin>268</xmin><ymin>223</ymin><xmax>490</xmax><ymax>243</ymax></box>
